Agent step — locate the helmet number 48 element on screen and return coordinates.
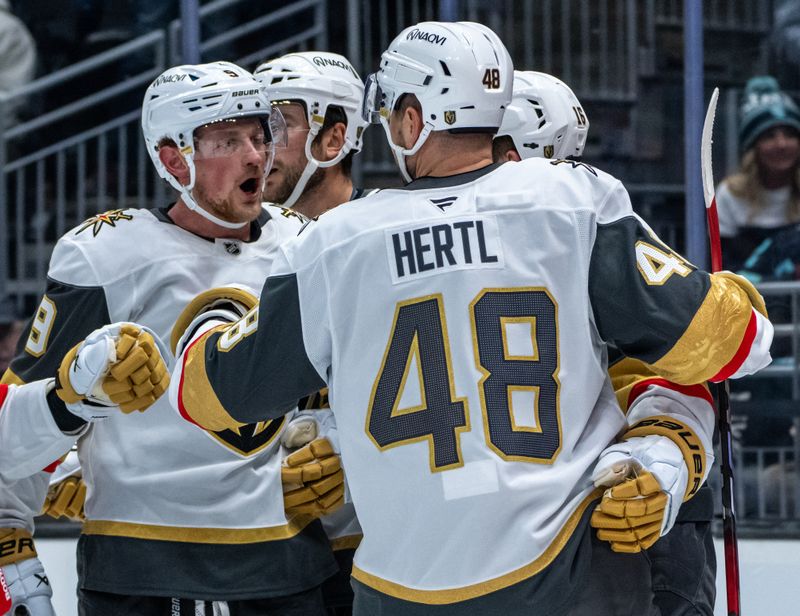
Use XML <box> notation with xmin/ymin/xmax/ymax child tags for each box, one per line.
<box><xmin>482</xmin><ymin>69</ymin><xmax>501</xmax><ymax>90</ymax></box>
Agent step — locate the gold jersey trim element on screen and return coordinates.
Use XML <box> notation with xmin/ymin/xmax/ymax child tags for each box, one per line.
<box><xmin>648</xmin><ymin>273</ymin><xmax>755</xmax><ymax>385</ymax></box>
<box><xmin>171</xmin><ymin>286</ymin><xmax>259</xmax><ymax>354</ymax></box>
<box><xmin>330</xmin><ymin>534</ymin><xmax>362</xmax><ymax>551</ymax></box>
<box><xmin>350</xmin><ymin>488</ymin><xmax>602</xmax><ymax>604</ymax></box>
<box><xmin>0</xmin><ymin>368</ymin><xmax>24</xmax><ymax>386</ymax></box>
<box><xmin>82</xmin><ymin>515</ymin><xmax>315</xmax><ymax>545</ymax></box>
<box><xmin>179</xmin><ymin>324</ymin><xmax>247</xmax><ymax>433</ymax></box>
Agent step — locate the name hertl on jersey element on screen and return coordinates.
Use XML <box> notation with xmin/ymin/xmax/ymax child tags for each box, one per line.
<box><xmin>176</xmin><ymin>160</ymin><xmax>771</xmax><ymax>602</ymax></box>
<box><xmin>0</xmin><ymin>205</ymin><xmax>337</xmax><ymax>597</ymax></box>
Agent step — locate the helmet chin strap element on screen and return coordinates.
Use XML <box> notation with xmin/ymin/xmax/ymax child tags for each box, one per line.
<box><xmin>380</xmin><ymin>118</ymin><xmax>432</xmax><ymax>183</ymax></box>
<box><xmin>281</xmin><ymin>129</ymin><xmax>354</xmax><ymax>208</ymax></box>
<box><xmin>174</xmin><ymin>155</ymin><xmax>249</xmax><ymax>230</ymax></box>
<box><xmin>181</xmin><ymin>188</ymin><xmax>249</xmax><ymax>229</ymax></box>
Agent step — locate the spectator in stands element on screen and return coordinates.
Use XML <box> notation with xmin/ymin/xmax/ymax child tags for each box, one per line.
<box><xmin>0</xmin><ymin>0</ymin><xmax>36</xmax><ymax>125</ymax></box>
<box><xmin>717</xmin><ymin>76</ymin><xmax>800</xmax><ymax>270</ymax></box>
<box><xmin>739</xmin><ymin>221</ymin><xmax>800</xmax><ymax>283</ymax></box>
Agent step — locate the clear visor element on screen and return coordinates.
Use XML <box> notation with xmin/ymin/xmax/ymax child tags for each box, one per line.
<box><xmin>192</xmin><ymin>109</ymin><xmax>287</xmax><ymax>161</ymax></box>
<box><xmin>362</xmin><ymin>74</ymin><xmax>389</xmax><ymax>125</ymax></box>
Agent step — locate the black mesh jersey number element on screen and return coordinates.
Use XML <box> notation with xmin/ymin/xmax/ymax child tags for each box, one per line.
<box><xmin>367</xmin><ymin>288</ymin><xmax>561</xmax><ymax>471</ymax></box>
<box><xmin>471</xmin><ymin>289</ymin><xmax>561</xmax><ymax>462</ymax></box>
<box><xmin>367</xmin><ymin>295</ymin><xmax>469</xmax><ymax>472</ymax></box>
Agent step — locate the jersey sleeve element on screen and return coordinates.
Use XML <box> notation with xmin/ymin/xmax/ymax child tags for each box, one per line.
<box><xmin>172</xmin><ymin>242</ymin><xmax>328</xmax><ymax>432</ymax></box>
<box><xmin>0</xmin><ymin>387</ymin><xmax>50</xmax><ymax>535</ymax></box>
<box><xmin>589</xmin><ymin>184</ymin><xmax>772</xmax><ymax>385</ymax></box>
<box><xmin>6</xmin><ymin>240</ymin><xmax>112</xmax><ymax>386</ymax></box>
<box><xmin>0</xmin><ymin>240</ymin><xmax>107</xmax><ymax>480</ymax></box>
<box><xmin>607</xmin><ymin>347</ymin><xmax>715</xmax><ymax>500</ymax></box>
<box><xmin>0</xmin><ymin>381</ymin><xmax>84</xmax><ymax>481</ymax></box>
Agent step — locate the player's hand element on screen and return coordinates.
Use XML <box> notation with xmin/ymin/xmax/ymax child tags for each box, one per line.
<box><xmin>280</xmin><ymin>414</ymin><xmax>319</xmax><ymax>450</ymax></box>
<box><xmin>56</xmin><ymin>323</ymin><xmax>170</xmax><ymax>419</ymax></box>
<box><xmin>281</xmin><ymin>438</ymin><xmax>344</xmax><ymax>518</ymax></box>
<box><xmin>590</xmin><ymin>434</ymin><xmax>687</xmax><ymax>553</ymax></box>
<box><xmin>42</xmin><ymin>476</ymin><xmax>86</xmax><ymax>522</ymax></box>
<box><xmin>0</xmin><ymin>557</ymin><xmax>56</xmax><ymax>616</ymax></box>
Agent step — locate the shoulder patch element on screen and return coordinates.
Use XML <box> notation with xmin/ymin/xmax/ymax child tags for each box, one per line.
<box><xmin>549</xmin><ymin>159</ymin><xmax>597</xmax><ymax>176</ymax></box>
<box><xmin>75</xmin><ymin>209</ymin><xmax>134</xmax><ymax>237</ymax></box>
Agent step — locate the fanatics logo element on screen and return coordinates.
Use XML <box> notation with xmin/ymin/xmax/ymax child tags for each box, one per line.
<box><xmin>76</xmin><ymin>209</ymin><xmax>134</xmax><ymax>237</ymax></box>
<box><xmin>428</xmin><ymin>196</ymin><xmax>457</xmax><ymax>211</ymax></box>
<box><xmin>444</xmin><ymin>110</ymin><xmax>456</xmax><ymax>125</ymax></box>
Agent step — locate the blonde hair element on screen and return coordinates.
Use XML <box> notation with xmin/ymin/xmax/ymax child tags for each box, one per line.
<box><xmin>726</xmin><ymin>149</ymin><xmax>800</xmax><ymax>224</ymax></box>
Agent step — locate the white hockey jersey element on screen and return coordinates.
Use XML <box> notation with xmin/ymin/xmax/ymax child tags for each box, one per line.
<box><xmin>0</xmin><ymin>379</ymin><xmax>54</xmax><ymax>559</ymax></box>
<box><xmin>174</xmin><ymin>160</ymin><xmax>771</xmax><ymax>604</ymax></box>
<box><xmin>0</xmin><ymin>205</ymin><xmax>337</xmax><ymax>598</ymax></box>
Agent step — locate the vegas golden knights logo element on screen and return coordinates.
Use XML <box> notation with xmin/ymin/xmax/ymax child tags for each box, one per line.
<box><xmin>544</xmin><ymin>144</ymin><xmax>554</xmax><ymax>158</ymax></box>
<box><xmin>76</xmin><ymin>210</ymin><xmax>133</xmax><ymax>237</ymax></box>
<box><xmin>210</xmin><ymin>417</ymin><xmax>286</xmax><ymax>456</ymax></box>
<box><xmin>444</xmin><ymin>110</ymin><xmax>456</xmax><ymax>125</ymax></box>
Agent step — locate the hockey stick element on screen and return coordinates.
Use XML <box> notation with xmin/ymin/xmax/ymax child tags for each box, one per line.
<box><xmin>701</xmin><ymin>86</ymin><xmax>741</xmax><ymax>616</ymax></box>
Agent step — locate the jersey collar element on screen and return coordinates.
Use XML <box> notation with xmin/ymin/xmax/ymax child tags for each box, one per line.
<box><xmin>152</xmin><ymin>204</ymin><xmax>272</xmax><ymax>243</ymax></box>
<box><xmin>398</xmin><ymin>163</ymin><xmax>503</xmax><ymax>191</ymax></box>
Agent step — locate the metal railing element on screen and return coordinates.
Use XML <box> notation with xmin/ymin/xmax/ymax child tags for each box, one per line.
<box><xmin>726</xmin><ymin>281</ymin><xmax>800</xmax><ymax>528</ymax></box>
<box><xmin>0</xmin><ymin>0</ymin><xmax>327</xmax><ymax>316</ymax></box>
<box><xmin>350</xmin><ymin>0</ymin><xmax>641</xmax><ymax>177</ymax></box>
<box><xmin>655</xmin><ymin>0</ymin><xmax>773</xmax><ymax>31</ymax></box>
<box><xmin>0</xmin><ymin>31</ymin><xmax>167</xmax><ymax>314</ymax></box>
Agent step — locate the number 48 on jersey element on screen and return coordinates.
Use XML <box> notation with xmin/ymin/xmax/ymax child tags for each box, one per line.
<box><xmin>367</xmin><ymin>288</ymin><xmax>561</xmax><ymax>472</ymax></box>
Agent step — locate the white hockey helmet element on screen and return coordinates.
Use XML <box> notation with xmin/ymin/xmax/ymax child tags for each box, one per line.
<box><xmin>363</xmin><ymin>21</ymin><xmax>513</xmax><ymax>182</ymax></box>
<box><xmin>497</xmin><ymin>70</ymin><xmax>589</xmax><ymax>160</ymax></box>
<box><xmin>254</xmin><ymin>51</ymin><xmax>367</xmax><ymax>207</ymax></box>
<box><xmin>142</xmin><ymin>61</ymin><xmax>287</xmax><ymax>228</ymax></box>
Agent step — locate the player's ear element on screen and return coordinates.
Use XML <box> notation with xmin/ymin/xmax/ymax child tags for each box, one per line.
<box><xmin>399</xmin><ymin>105</ymin><xmax>424</xmax><ymax>150</ymax></box>
<box><xmin>505</xmin><ymin>149</ymin><xmax>521</xmax><ymax>162</ymax></box>
<box><xmin>159</xmin><ymin>145</ymin><xmax>190</xmax><ymax>186</ymax></box>
<box><xmin>316</xmin><ymin>122</ymin><xmax>347</xmax><ymax>163</ymax></box>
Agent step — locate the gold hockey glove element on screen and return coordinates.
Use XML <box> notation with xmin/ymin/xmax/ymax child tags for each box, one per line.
<box><xmin>590</xmin><ymin>471</ymin><xmax>666</xmax><ymax>553</ymax></box>
<box><xmin>42</xmin><ymin>476</ymin><xmax>86</xmax><ymax>522</ymax></box>
<box><xmin>590</xmin><ymin>416</ymin><xmax>709</xmax><ymax>553</ymax></box>
<box><xmin>56</xmin><ymin>323</ymin><xmax>170</xmax><ymax>416</ymax></box>
<box><xmin>281</xmin><ymin>438</ymin><xmax>344</xmax><ymax>518</ymax></box>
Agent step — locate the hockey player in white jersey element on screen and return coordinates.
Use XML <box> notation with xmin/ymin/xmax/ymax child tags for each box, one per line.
<box><xmin>253</xmin><ymin>51</ymin><xmax>369</xmax><ymax>616</ymax></box>
<box><xmin>0</xmin><ymin>62</ymin><xmax>340</xmax><ymax>615</ymax></box>
<box><xmin>169</xmin><ymin>22</ymin><xmax>772</xmax><ymax>615</ymax></box>
<box><xmin>0</xmin><ymin>322</ymin><xmax>169</xmax><ymax>616</ymax></box>
<box><xmin>494</xmin><ymin>70</ymin><xmax>718</xmax><ymax>615</ymax></box>
<box><xmin>255</xmin><ymin>51</ymin><xmax>371</xmax><ymax>219</ymax></box>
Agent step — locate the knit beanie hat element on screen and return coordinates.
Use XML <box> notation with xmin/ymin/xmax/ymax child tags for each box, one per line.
<box><xmin>738</xmin><ymin>76</ymin><xmax>800</xmax><ymax>151</ymax></box>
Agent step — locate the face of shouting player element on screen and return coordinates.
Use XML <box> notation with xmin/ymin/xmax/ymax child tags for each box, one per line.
<box><xmin>191</xmin><ymin>117</ymin><xmax>272</xmax><ymax>224</ymax></box>
<box><xmin>264</xmin><ymin>102</ymin><xmax>324</xmax><ymax>205</ymax></box>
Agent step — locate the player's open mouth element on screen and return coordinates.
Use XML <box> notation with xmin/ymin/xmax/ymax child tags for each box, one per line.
<box><xmin>239</xmin><ymin>178</ymin><xmax>259</xmax><ymax>195</ymax></box>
